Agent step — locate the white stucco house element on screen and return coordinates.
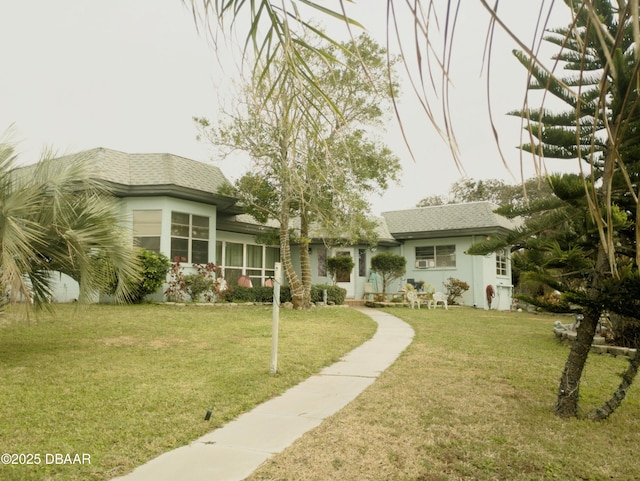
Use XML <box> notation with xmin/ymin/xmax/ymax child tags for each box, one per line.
<box><xmin>46</xmin><ymin>148</ymin><xmax>520</xmax><ymax>309</ymax></box>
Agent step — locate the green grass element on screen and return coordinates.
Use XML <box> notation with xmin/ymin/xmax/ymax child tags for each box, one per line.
<box><xmin>247</xmin><ymin>307</ymin><xmax>640</xmax><ymax>481</ymax></box>
<box><xmin>0</xmin><ymin>304</ymin><xmax>377</xmax><ymax>481</ymax></box>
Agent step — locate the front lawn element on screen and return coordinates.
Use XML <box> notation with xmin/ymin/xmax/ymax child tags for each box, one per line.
<box><xmin>0</xmin><ymin>304</ymin><xmax>376</xmax><ymax>481</ymax></box>
<box><xmin>247</xmin><ymin>307</ymin><xmax>640</xmax><ymax>481</ymax></box>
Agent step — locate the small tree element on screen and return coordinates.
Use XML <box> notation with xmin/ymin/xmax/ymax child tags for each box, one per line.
<box><xmin>370</xmin><ymin>252</ymin><xmax>406</xmax><ymax>294</ymax></box>
<box><xmin>327</xmin><ymin>255</ymin><xmax>355</xmax><ymax>285</ymax></box>
<box><xmin>443</xmin><ymin>277</ymin><xmax>470</xmax><ymax>305</ymax></box>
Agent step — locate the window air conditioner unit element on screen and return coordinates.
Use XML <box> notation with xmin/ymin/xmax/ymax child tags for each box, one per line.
<box><xmin>416</xmin><ymin>260</ymin><xmax>429</xmax><ymax>269</ymax></box>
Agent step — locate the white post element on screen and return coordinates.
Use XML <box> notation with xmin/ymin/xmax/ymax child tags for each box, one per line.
<box><xmin>270</xmin><ymin>262</ymin><xmax>282</xmax><ymax>374</ymax></box>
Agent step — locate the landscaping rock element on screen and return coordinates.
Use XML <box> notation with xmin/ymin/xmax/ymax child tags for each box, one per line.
<box><xmin>608</xmin><ymin>346</ymin><xmax>629</xmax><ymax>357</ymax></box>
<box><xmin>590</xmin><ymin>345</ymin><xmax>609</xmax><ymax>354</ymax></box>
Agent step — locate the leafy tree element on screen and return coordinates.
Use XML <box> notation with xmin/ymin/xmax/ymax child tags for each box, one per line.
<box><xmin>417</xmin><ymin>177</ymin><xmax>554</xmax><ymax>210</ymax></box>
<box><xmin>0</xmin><ymin>141</ymin><xmax>140</xmax><ymax>306</ymax></box>
<box><xmin>196</xmin><ymin>33</ymin><xmax>400</xmax><ymax>309</ymax></box>
<box><xmin>370</xmin><ymin>252</ymin><xmax>406</xmax><ymax>294</ymax></box>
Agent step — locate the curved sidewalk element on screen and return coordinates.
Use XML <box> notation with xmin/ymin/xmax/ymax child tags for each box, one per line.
<box><xmin>112</xmin><ymin>307</ymin><xmax>414</xmax><ymax>481</ymax></box>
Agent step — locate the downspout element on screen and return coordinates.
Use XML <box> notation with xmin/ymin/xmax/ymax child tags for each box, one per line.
<box><xmin>471</xmin><ymin>235</ymin><xmax>477</xmax><ymax>307</ymax></box>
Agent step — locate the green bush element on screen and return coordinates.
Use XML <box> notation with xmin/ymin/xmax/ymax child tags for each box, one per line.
<box><xmin>118</xmin><ymin>249</ymin><xmax>170</xmax><ymax>303</ymax></box>
<box><xmin>311</xmin><ymin>284</ymin><xmax>347</xmax><ymax>305</ymax></box>
<box><xmin>219</xmin><ymin>284</ymin><xmax>345</xmax><ymax>305</ymax></box>
<box><xmin>327</xmin><ymin>256</ymin><xmax>355</xmax><ymax>284</ymax></box>
<box><xmin>184</xmin><ymin>273</ymin><xmax>214</xmax><ymax>302</ymax></box>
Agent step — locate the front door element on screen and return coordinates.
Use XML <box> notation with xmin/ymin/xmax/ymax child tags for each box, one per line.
<box><xmin>335</xmin><ymin>249</ymin><xmax>355</xmax><ymax>298</ymax></box>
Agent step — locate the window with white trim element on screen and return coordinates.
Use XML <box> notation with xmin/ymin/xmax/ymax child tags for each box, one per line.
<box><xmin>216</xmin><ymin>240</ymin><xmax>280</xmax><ymax>286</ymax></box>
<box><xmin>496</xmin><ymin>248</ymin><xmax>508</xmax><ymax>276</ymax></box>
<box><xmin>415</xmin><ymin>245</ymin><xmax>456</xmax><ymax>268</ymax></box>
<box><xmin>170</xmin><ymin>212</ymin><xmax>209</xmax><ymax>263</ymax></box>
<box><xmin>133</xmin><ymin>210</ymin><xmax>161</xmax><ymax>253</ymax></box>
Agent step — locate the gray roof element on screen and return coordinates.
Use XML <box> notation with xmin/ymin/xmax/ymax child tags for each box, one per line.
<box><xmin>382</xmin><ymin>201</ymin><xmax>520</xmax><ymax>239</ymax></box>
<box><xmin>50</xmin><ymin>147</ymin><xmax>240</xmax><ymax>211</ymax></box>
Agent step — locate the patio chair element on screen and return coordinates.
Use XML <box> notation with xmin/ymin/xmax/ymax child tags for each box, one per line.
<box><xmin>428</xmin><ymin>292</ymin><xmax>448</xmax><ymax>310</ymax></box>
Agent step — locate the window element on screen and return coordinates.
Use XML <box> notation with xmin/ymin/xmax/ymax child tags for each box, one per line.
<box><xmin>133</xmin><ymin>210</ymin><xmax>161</xmax><ymax>253</ymax></box>
<box><xmin>170</xmin><ymin>212</ymin><xmax>210</xmax><ymax>263</ymax></box>
<box><xmin>216</xmin><ymin>240</ymin><xmax>280</xmax><ymax>286</ymax></box>
<box><xmin>358</xmin><ymin>249</ymin><xmax>367</xmax><ymax>277</ymax></box>
<box><xmin>317</xmin><ymin>247</ymin><xmax>327</xmax><ymax>277</ymax></box>
<box><xmin>415</xmin><ymin>245</ymin><xmax>456</xmax><ymax>268</ymax></box>
<box><xmin>496</xmin><ymin>248</ymin><xmax>508</xmax><ymax>276</ymax></box>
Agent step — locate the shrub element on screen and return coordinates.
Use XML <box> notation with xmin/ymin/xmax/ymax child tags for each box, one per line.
<box><xmin>164</xmin><ymin>261</ymin><xmax>187</xmax><ymax>302</ymax></box>
<box><xmin>219</xmin><ymin>284</ymin><xmax>345</xmax><ymax>305</ymax></box>
<box><xmin>443</xmin><ymin>277</ymin><xmax>470</xmax><ymax>305</ymax></box>
<box><xmin>108</xmin><ymin>248</ymin><xmax>170</xmax><ymax>303</ymax></box>
<box><xmin>311</xmin><ymin>284</ymin><xmax>347</xmax><ymax>305</ymax></box>
<box><xmin>184</xmin><ymin>273</ymin><xmax>214</xmax><ymax>302</ymax></box>
<box><xmin>327</xmin><ymin>256</ymin><xmax>355</xmax><ymax>285</ymax></box>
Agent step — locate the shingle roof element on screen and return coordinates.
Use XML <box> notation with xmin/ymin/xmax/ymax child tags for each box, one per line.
<box><xmin>61</xmin><ymin>147</ymin><xmax>230</xmax><ymax>192</ymax></box>
<box><xmin>382</xmin><ymin>201</ymin><xmax>520</xmax><ymax>238</ymax></box>
<box><xmin>43</xmin><ymin>147</ymin><xmax>240</xmax><ymax>211</ymax></box>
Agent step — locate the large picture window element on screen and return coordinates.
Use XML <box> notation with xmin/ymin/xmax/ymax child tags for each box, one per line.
<box><xmin>415</xmin><ymin>245</ymin><xmax>456</xmax><ymax>268</ymax></box>
<box><xmin>133</xmin><ymin>210</ymin><xmax>161</xmax><ymax>253</ymax></box>
<box><xmin>170</xmin><ymin>212</ymin><xmax>209</xmax><ymax>263</ymax></box>
<box><xmin>216</xmin><ymin>240</ymin><xmax>280</xmax><ymax>286</ymax></box>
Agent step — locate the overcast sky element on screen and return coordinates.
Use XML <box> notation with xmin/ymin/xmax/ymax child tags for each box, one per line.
<box><xmin>1</xmin><ymin>1</ymin><xmax>578</xmax><ymax>214</ymax></box>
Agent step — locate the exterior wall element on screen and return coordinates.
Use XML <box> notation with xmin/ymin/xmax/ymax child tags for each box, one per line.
<box><xmin>401</xmin><ymin>235</ymin><xmax>513</xmax><ymax>310</ymax></box>
<box><xmin>44</xmin><ymin>194</ymin><xmax>514</xmax><ymax>308</ymax></box>
<box><xmin>293</xmin><ymin>244</ymin><xmax>397</xmax><ymax>300</ymax></box>
<box><xmin>121</xmin><ymin>196</ymin><xmax>218</xmax><ymax>266</ymax></box>
<box><xmin>49</xmin><ymin>272</ymin><xmax>81</xmax><ymax>303</ymax></box>
<box><xmin>51</xmin><ymin>196</ymin><xmax>219</xmax><ymax>303</ymax></box>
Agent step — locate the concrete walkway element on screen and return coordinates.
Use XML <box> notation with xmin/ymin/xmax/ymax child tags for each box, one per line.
<box><xmin>112</xmin><ymin>307</ymin><xmax>414</xmax><ymax>481</ymax></box>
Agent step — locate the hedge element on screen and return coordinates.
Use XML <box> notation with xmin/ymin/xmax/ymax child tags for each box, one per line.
<box><xmin>219</xmin><ymin>284</ymin><xmax>346</xmax><ymax>305</ymax></box>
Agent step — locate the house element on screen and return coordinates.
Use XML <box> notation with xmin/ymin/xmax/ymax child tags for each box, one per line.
<box><xmin>44</xmin><ymin>148</ymin><xmax>519</xmax><ymax>309</ymax></box>
<box><xmin>379</xmin><ymin>203</ymin><xmax>519</xmax><ymax>310</ymax></box>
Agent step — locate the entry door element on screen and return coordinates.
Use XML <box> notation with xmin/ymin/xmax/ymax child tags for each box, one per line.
<box><xmin>335</xmin><ymin>249</ymin><xmax>355</xmax><ymax>298</ymax></box>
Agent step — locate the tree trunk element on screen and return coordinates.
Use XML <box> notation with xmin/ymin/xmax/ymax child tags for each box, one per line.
<box><xmin>555</xmin><ymin>221</ymin><xmax>612</xmax><ymax>418</ymax></box>
<box><xmin>298</xmin><ymin>211</ymin><xmax>312</xmax><ymax>309</ymax></box>
<box><xmin>588</xmin><ymin>354</ymin><xmax>640</xmax><ymax>420</ymax></box>
<box><xmin>278</xmin><ymin>204</ymin><xmax>305</xmax><ymax>309</ymax></box>
<box><xmin>555</xmin><ymin>307</ymin><xmax>600</xmax><ymax>418</ymax></box>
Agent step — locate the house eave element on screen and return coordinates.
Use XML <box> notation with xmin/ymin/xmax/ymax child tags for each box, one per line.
<box><xmin>105</xmin><ymin>182</ymin><xmax>243</xmax><ymax>213</ymax></box>
<box><xmin>391</xmin><ymin>226</ymin><xmax>513</xmax><ymax>240</ymax></box>
<box><xmin>216</xmin><ymin>217</ymin><xmax>278</xmax><ymax>236</ymax></box>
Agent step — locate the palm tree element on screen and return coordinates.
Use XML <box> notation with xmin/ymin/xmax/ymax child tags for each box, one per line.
<box><xmin>0</xmin><ymin>141</ymin><xmax>140</xmax><ymax>307</ymax></box>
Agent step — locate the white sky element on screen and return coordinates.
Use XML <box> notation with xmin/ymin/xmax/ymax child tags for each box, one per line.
<box><xmin>0</xmin><ymin>1</ymin><xmax>579</xmax><ymax>214</ymax></box>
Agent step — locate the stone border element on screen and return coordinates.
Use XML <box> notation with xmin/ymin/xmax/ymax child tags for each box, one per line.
<box><xmin>553</xmin><ymin>327</ymin><xmax>638</xmax><ymax>360</ymax></box>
